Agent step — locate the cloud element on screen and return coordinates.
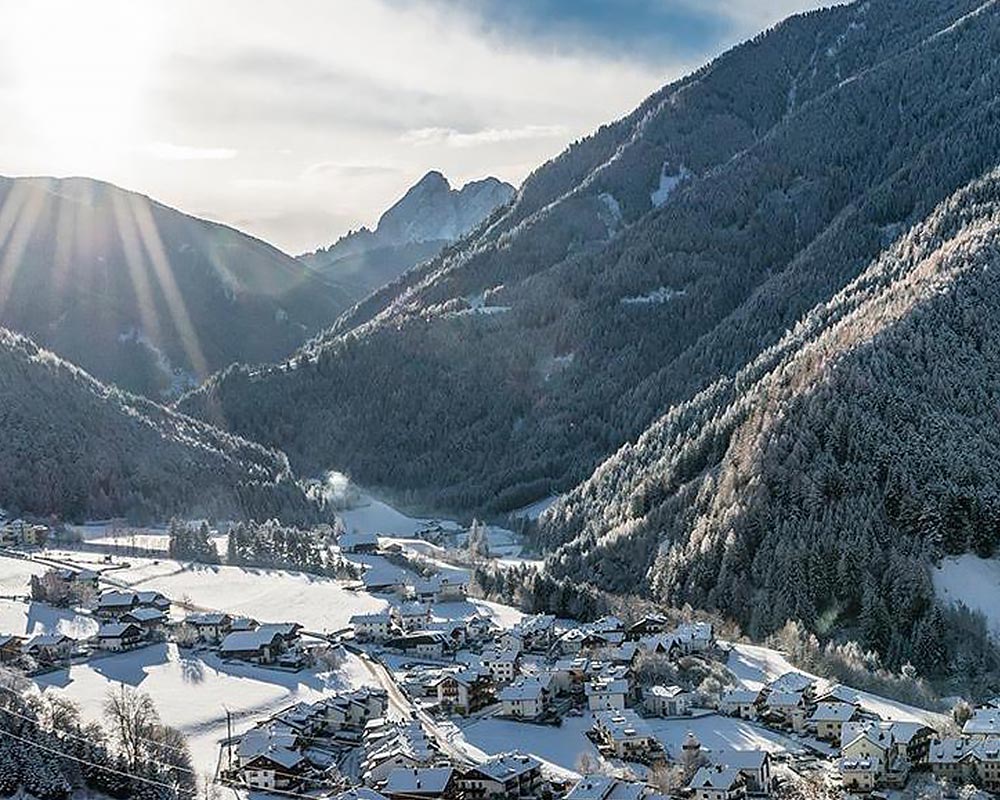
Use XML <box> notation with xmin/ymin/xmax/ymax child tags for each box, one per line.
<box><xmin>301</xmin><ymin>162</ymin><xmax>403</xmax><ymax>179</ymax></box>
<box><xmin>400</xmin><ymin>125</ymin><xmax>569</xmax><ymax>148</ymax></box>
<box><xmin>143</xmin><ymin>141</ymin><xmax>238</xmax><ymax>161</ymax></box>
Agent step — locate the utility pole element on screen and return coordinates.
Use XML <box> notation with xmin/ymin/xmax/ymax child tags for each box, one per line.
<box><xmin>225</xmin><ymin>706</ymin><xmax>233</xmax><ymax>775</ymax></box>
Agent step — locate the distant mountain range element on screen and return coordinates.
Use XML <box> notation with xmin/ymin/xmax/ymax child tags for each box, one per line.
<box><xmin>0</xmin><ymin>327</ymin><xmax>316</xmax><ymax>523</ymax></box>
<box><xmin>0</xmin><ymin>176</ymin><xmax>351</xmax><ymax>398</ymax></box>
<box><xmin>178</xmin><ymin>0</ymin><xmax>1000</xmax><ymax>682</ymax></box>
<box><xmin>300</xmin><ymin>171</ymin><xmax>514</xmax><ymax>305</ymax></box>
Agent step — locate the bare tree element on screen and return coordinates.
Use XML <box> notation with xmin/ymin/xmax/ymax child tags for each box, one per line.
<box><xmin>103</xmin><ymin>686</ymin><xmax>160</xmax><ymax>771</ymax></box>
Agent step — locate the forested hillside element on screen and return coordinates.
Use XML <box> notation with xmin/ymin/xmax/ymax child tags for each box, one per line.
<box><xmin>181</xmin><ymin>0</ymin><xmax>1000</xmax><ymax>519</ymax></box>
<box><xmin>0</xmin><ymin>176</ymin><xmax>349</xmax><ymax>398</ymax></box>
<box><xmin>537</xmin><ymin>167</ymin><xmax>1000</xmax><ymax>686</ymax></box>
<box><xmin>0</xmin><ymin>328</ymin><xmax>317</xmax><ymax>523</ymax></box>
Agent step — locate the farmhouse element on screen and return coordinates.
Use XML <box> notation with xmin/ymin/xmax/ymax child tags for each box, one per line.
<box><xmin>24</xmin><ymin>633</ymin><xmax>73</xmax><ymax>665</ymax></box>
<box><xmin>460</xmin><ymin>752</ymin><xmax>543</xmax><ymax>799</ymax></box>
<box><xmin>183</xmin><ymin>612</ymin><xmax>232</xmax><ymax>643</ymax></box>
<box><xmin>220</xmin><ymin>628</ymin><xmax>286</xmax><ymax>664</ymax></box>
<box><xmin>434</xmin><ymin>665</ymin><xmax>493</xmax><ymax>715</ymax></box>
<box><xmin>719</xmin><ymin>689</ymin><xmax>761</xmax><ymax>720</ymax></box>
<box><xmin>351</xmin><ymin>612</ymin><xmax>393</xmax><ymax>642</ymax></box>
<box><xmin>809</xmin><ymin>701</ymin><xmax>859</xmax><ymax>742</ymax></box>
<box><xmin>688</xmin><ymin>766</ymin><xmax>746</xmax><ymax>800</ymax></box>
<box><xmin>94</xmin><ymin>622</ymin><xmax>144</xmax><ymax>652</ymax></box>
<box><xmin>644</xmin><ymin>684</ymin><xmax>694</xmax><ymax>717</ymax></box>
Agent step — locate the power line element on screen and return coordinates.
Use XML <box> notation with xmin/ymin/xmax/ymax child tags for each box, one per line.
<box><xmin>1</xmin><ymin>728</ymin><xmax>181</xmax><ymax>795</ymax></box>
<box><xmin>0</xmin><ymin>705</ymin><xmax>198</xmax><ymax>777</ymax></box>
<box><xmin>0</xmin><ymin>684</ymin><xmax>190</xmax><ymax>755</ymax></box>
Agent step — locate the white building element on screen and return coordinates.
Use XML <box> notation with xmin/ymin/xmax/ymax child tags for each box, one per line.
<box><xmin>498</xmin><ymin>678</ymin><xmax>548</xmax><ymax>719</ymax></box>
<box><xmin>585</xmin><ymin>677</ymin><xmax>629</xmax><ymax>711</ymax></box>
<box><xmin>351</xmin><ymin>612</ymin><xmax>393</xmax><ymax>641</ymax></box>
<box><xmin>591</xmin><ymin>710</ymin><xmax>658</xmax><ymax>760</ymax></box>
<box><xmin>644</xmin><ymin>684</ymin><xmax>694</xmax><ymax>717</ymax></box>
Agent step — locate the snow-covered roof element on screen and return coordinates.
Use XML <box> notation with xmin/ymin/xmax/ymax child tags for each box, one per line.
<box><xmin>565</xmin><ymin>776</ymin><xmax>646</xmax><ymax>800</ymax></box>
<box><xmin>592</xmin><ymin>709</ymin><xmax>654</xmax><ymax>742</ymax></box>
<box><xmin>97</xmin><ymin>590</ymin><xmax>137</xmax><ymax>608</ymax></box>
<box><xmin>585</xmin><ymin>678</ymin><xmax>629</xmax><ymax>696</ymax></box>
<box><xmin>810</xmin><ymin>701</ymin><xmax>857</xmax><ymax>722</ymax></box>
<box><xmin>220</xmin><ymin>629</ymin><xmax>282</xmax><ymax>653</ymax></box>
<box><xmin>964</xmin><ymin>708</ymin><xmax>1000</xmax><ymax>737</ymax></box>
<box><xmin>97</xmin><ymin>622</ymin><xmax>141</xmax><ymax>638</ymax></box>
<box><xmin>26</xmin><ymin>633</ymin><xmax>70</xmax><ymax>648</ymax></box>
<box><xmin>468</xmin><ymin>752</ymin><xmax>541</xmax><ymax>782</ymax></box>
<box><xmin>185</xmin><ymin>612</ymin><xmax>230</xmax><ymax>626</ymax></box>
<box><xmin>713</xmin><ymin>748</ymin><xmax>768</xmax><ymax>770</ymax></box>
<box><xmin>124</xmin><ymin>607</ymin><xmax>166</xmax><ymax>622</ymax></box>
<box><xmin>648</xmin><ymin>684</ymin><xmax>688</xmax><ymax>699</ymax></box>
<box><xmin>498</xmin><ymin>678</ymin><xmax>546</xmax><ymax>702</ymax></box>
<box><xmin>721</xmin><ymin>689</ymin><xmax>760</xmax><ymax>704</ymax></box>
<box><xmin>766</xmin><ymin>691</ymin><xmax>804</xmax><ymax>707</ymax></box>
<box><xmin>690</xmin><ymin>766</ymin><xmax>742</xmax><ymax>791</ymax></box>
<box><xmin>382</xmin><ymin>766</ymin><xmax>454</xmax><ymax>796</ymax></box>
<box><xmin>767</xmin><ymin>671</ymin><xmax>814</xmax><ymax>693</ymax></box>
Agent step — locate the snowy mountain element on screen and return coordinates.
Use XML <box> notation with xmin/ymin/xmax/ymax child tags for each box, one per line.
<box><xmin>300</xmin><ymin>171</ymin><xmax>514</xmax><ymax>303</ymax></box>
<box><xmin>0</xmin><ymin>327</ymin><xmax>316</xmax><ymax>523</ymax></box>
<box><xmin>178</xmin><ymin>0</ymin><xmax>1000</xmax><ymax>676</ymax></box>
<box><xmin>0</xmin><ymin>176</ymin><xmax>350</xmax><ymax>398</ymax></box>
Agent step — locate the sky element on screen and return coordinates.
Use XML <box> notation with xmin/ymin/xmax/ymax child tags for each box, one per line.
<box><xmin>0</xmin><ymin>0</ymin><xmax>828</xmax><ymax>254</ymax></box>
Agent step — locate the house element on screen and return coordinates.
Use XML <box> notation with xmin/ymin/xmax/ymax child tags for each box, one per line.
<box><xmin>839</xmin><ymin>720</ymin><xmax>933</xmax><ymax>790</ymax></box>
<box><xmin>220</xmin><ymin>628</ymin><xmax>286</xmax><ymax>664</ymax></box>
<box><xmin>766</xmin><ymin>671</ymin><xmax>815</xmax><ymax>698</ymax></box>
<box><xmin>183</xmin><ymin>612</ymin><xmax>232</xmax><ymax>643</ymax></box>
<box><xmin>384</xmin><ymin>632</ymin><xmax>448</xmax><ymax>659</ymax></box>
<box><xmin>809</xmin><ymin>701</ymin><xmax>859</xmax><ymax>742</ymax></box>
<box><xmin>24</xmin><ymin>633</ymin><xmax>73</xmax><ymax>665</ymax></box>
<box><xmin>134</xmin><ymin>591</ymin><xmax>170</xmax><ymax>612</ymax></box>
<box><xmin>719</xmin><ymin>689</ymin><xmax>761</xmax><ymax>720</ymax></box>
<box><xmin>591</xmin><ymin>710</ymin><xmax>658</xmax><ymax>760</ymax></box>
<box><xmin>713</xmin><ymin>750</ymin><xmax>772</xmax><ymax>796</ymax></box>
<box><xmin>927</xmin><ymin>738</ymin><xmax>1000</xmax><ymax>792</ymax></box>
<box><xmin>434</xmin><ymin>666</ymin><xmax>493</xmax><ymax>715</ymax></box>
<box><xmin>393</xmin><ymin>603</ymin><xmax>432</xmax><ymax>632</ymax></box>
<box><xmin>340</xmin><ymin>530</ymin><xmax>380</xmax><ymax>554</ymax></box>
<box><xmin>547</xmin><ymin>657</ymin><xmax>589</xmax><ymax>695</ymax></box>
<box><xmin>94</xmin><ymin>622</ymin><xmax>145</xmax><ymax>652</ymax></box>
<box><xmin>482</xmin><ymin>645</ymin><xmax>520</xmax><ymax>683</ymax></box>
<box><xmin>964</xmin><ymin>708</ymin><xmax>1000</xmax><ymax>739</ymax></box>
<box><xmin>414</xmin><ymin>575</ymin><xmax>468</xmax><ymax>604</ymax></box>
<box><xmin>762</xmin><ymin>691</ymin><xmax>808</xmax><ymax>732</ymax></box>
<box><xmin>689</xmin><ymin>767</ymin><xmax>746</xmax><ymax>800</ymax></box>
<box><xmin>460</xmin><ymin>752</ymin><xmax>543</xmax><ymax>799</ymax></box>
<box><xmin>565</xmin><ymin>775</ymin><xmax>647</xmax><ymax>800</ymax></box>
<box><xmin>382</xmin><ymin>767</ymin><xmax>457</xmax><ymax>800</ymax></box>
<box><xmin>839</xmin><ymin>757</ymin><xmax>878</xmax><ymax>793</ymax></box>
<box><xmin>352</xmin><ymin>612</ymin><xmax>393</xmax><ymax>642</ymax></box>
<box><xmin>625</xmin><ymin>614</ymin><xmax>671</xmax><ymax>640</ymax></box>
<box><xmin>236</xmin><ymin>725</ymin><xmax>306</xmax><ymax>792</ymax></box>
<box><xmin>510</xmin><ymin>614</ymin><xmax>557</xmax><ymax>652</ymax></box>
<box><xmin>498</xmin><ymin>678</ymin><xmax>548</xmax><ymax>719</ymax></box>
<box><xmin>95</xmin><ymin>590</ymin><xmax>139</xmax><ymax>618</ymax></box>
<box><xmin>122</xmin><ymin>607</ymin><xmax>167</xmax><ymax>635</ymax></box>
<box><xmin>0</xmin><ymin>635</ymin><xmax>24</xmax><ymax>663</ymax></box>
<box><xmin>644</xmin><ymin>685</ymin><xmax>694</xmax><ymax>717</ymax></box>
<box><xmin>363</xmin><ymin>720</ymin><xmax>439</xmax><ymax>784</ymax></box>
<box><xmin>671</xmin><ymin>622</ymin><xmax>715</xmax><ymax>654</ymax></box>
<box><xmin>585</xmin><ymin>677</ymin><xmax>629</xmax><ymax>712</ymax></box>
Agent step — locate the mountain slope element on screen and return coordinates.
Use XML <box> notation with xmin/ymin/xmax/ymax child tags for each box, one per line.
<box><xmin>0</xmin><ymin>327</ymin><xmax>316</xmax><ymax>523</ymax></box>
<box><xmin>0</xmin><ymin>176</ymin><xmax>349</xmax><ymax>397</ymax></box>
<box><xmin>300</xmin><ymin>172</ymin><xmax>514</xmax><ymax>304</ymax></box>
<box><xmin>180</xmin><ymin>0</ymin><xmax>1000</xmax><ymax>517</ymax></box>
<box><xmin>535</xmin><ymin>165</ymin><xmax>1000</xmax><ymax>683</ymax></box>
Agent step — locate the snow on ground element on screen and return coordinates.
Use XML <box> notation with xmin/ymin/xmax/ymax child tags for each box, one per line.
<box><xmin>458</xmin><ymin>715</ymin><xmax>600</xmax><ymax>779</ymax></box>
<box><xmin>100</xmin><ymin>557</ymin><xmax>387</xmax><ymax>633</ymax></box>
<box><xmin>0</xmin><ymin>598</ymin><xmax>98</xmax><ymax>639</ymax></box>
<box><xmin>650</xmin><ymin>163</ymin><xmax>692</xmax><ymax>207</ymax></box>
<box><xmin>33</xmin><ymin>643</ymin><xmax>376</xmax><ymax>779</ymax></box>
<box><xmin>648</xmin><ymin>713</ymin><xmax>802</xmax><ymax>760</ymax></box>
<box><xmin>727</xmin><ymin>642</ymin><xmax>947</xmax><ymax>728</ymax></box>
<box><xmin>339</xmin><ymin>495</ymin><xmax>460</xmax><ymax>539</ymax></box>
<box><xmin>933</xmin><ymin>554</ymin><xmax>1000</xmax><ymax>638</ymax></box>
<box><xmin>71</xmin><ymin>523</ymin><xmax>228</xmax><ymax>558</ymax></box>
<box><xmin>510</xmin><ymin>496</ymin><xmax>561</xmax><ymax>521</ymax></box>
<box><xmin>0</xmin><ymin>554</ymin><xmax>47</xmax><ymax>594</ymax></box>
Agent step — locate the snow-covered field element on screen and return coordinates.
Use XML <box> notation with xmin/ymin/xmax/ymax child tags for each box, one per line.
<box><xmin>458</xmin><ymin>715</ymin><xmax>600</xmax><ymax>779</ymax></box>
<box><xmin>97</xmin><ymin>557</ymin><xmax>389</xmax><ymax>632</ymax></box>
<box><xmin>33</xmin><ymin>643</ymin><xmax>376</xmax><ymax>778</ymax></box>
<box><xmin>70</xmin><ymin>522</ymin><xmax>228</xmax><ymax>558</ymax></box>
<box><xmin>0</xmin><ymin>597</ymin><xmax>97</xmax><ymax>640</ymax></box>
<box><xmin>647</xmin><ymin>713</ymin><xmax>801</xmax><ymax>759</ymax></box>
<box><xmin>0</xmin><ymin>554</ymin><xmax>47</xmax><ymax>593</ymax></box>
<box><xmin>933</xmin><ymin>554</ymin><xmax>1000</xmax><ymax>638</ymax></box>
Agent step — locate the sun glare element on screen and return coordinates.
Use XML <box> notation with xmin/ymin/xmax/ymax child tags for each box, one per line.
<box><xmin>6</xmin><ymin>0</ymin><xmax>160</xmax><ymax>169</ymax></box>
